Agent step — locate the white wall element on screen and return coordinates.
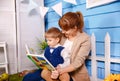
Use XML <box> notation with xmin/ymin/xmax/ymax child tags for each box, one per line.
<box><xmin>0</xmin><ymin>0</ymin><xmax>45</xmax><ymax>74</ymax></box>
<box><xmin>17</xmin><ymin>0</ymin><xmax>45</xmax><ymax>72</ymax></box>
<box><xmin>0</xmin><ymin>0</ymin><xmax>17</xmax><ymax>74</ymax></box>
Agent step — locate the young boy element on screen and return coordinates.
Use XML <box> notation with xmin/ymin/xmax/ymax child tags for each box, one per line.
<box><xmin>41</xmin><ymin>27</ymin><xmax>70</xmax><ymax>81</ymax></box>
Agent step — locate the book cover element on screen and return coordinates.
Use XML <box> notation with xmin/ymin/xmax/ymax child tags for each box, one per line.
<box><xmin>25</xmin><ymin>45</ymin><xmax>55</xmax><ymax>71</ymax></box>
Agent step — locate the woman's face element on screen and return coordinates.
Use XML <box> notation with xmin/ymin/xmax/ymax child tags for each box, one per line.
<box><xmin>61</xmin><ymin>27</ymin><xmax>77</xmax><ymax>38</ymax></box>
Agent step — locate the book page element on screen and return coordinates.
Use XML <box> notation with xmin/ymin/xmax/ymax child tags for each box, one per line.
<box><xmin>25</xmin><ymin>44</ymin><xmax>55</xmax><ymax>71</ymax></box>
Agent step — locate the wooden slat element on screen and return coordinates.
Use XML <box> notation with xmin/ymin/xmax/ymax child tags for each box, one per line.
<box><xmin>91</xmin><ymin>33</ymin><xmax>97</xmax><ymax>81</ymax></box>
<box><xmin>105</xmin><ymin>33</ymin><xmax>111</xmax><ymax>77</ymax></box>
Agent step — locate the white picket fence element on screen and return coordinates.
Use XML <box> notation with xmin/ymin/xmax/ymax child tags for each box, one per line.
<box><xmin>89</xmin><ymin>32</ymin><xmax>120</xmax><ymax>81</ymax></box>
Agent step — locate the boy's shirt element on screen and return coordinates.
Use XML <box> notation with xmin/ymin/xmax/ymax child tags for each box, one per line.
<box><xmin>45</xmin><ymin>44</ymin><xmax>71</xmax><ymax>68</ymax></box>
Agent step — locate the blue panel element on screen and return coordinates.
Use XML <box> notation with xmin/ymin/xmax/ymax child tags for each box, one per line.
<box><xmin>63</xmin><ymin>0</ymin><xmax>85</xmax><ymax>10</ymax></box>
<box><xmin>44</xmin><ymin>0</ymin><xmax>61</xmax><ymax>7</ymax></box>
<box><xmin>93</xmin><ymin>42</ymin><xmax>120</xmax><ymax>58</ymax></box>
<box><xmin>45</xmin><ymin>23</ymin><xmax>48</xmax><ymax>30</ymax></box>
<box><xmin>76</xmin><ymin>0</ymin><xmax>86</xmax><ymax>4</ymax></box>
<box><xmin>46</xmin><ymin>21</ymin><xmax>59</xmax><ymax>30</ymax></box>
<box><xmin>87</xmin><ymin>66</ymin><xmax>91</xmax><ymax>76</ymax></box>
<box><xmin>86</xmin><ymin>60</ymin><xmax>91</xmax><ymax>76</ymax></box>
<box><xmin>111</xmin><ymin>70</ymin><xmax>120</xmax><ymax>74</ymax></box>
<box><xmin>111</xmin><ymin>43</ymin><xmax>120</xmax><ymax>58</ymax></box>
<box><xmin>86</xmin><ymin>2</ymin><xmax>120</xmax><ymax>16</ymax></box>
<box><xmin>62</xmin><ymin>0</ymin><xmax>86</xmax><ymax>8</ymax></box>
<box><xmin>45</xmin><ymin>11</ymin><xmax>60</xmax><ymax>22</ymax></box>
<box><xmin>62</xmin><ymin>1</ymin><xmax>73</xmax><ymax>8</ymax></box>
<box><xmin>72</xmin><ymin>4</ymin><xmax>86</xmax><ymax>15</ymax></box>
<box><xmin>47</xmin><ymin>8</ymin><xmax>55</xmax><ymax>12</ymax></box>
<box><xmin>97</xmin><ymin>61</ymin><xmax>105</xmax><ymax>67</ymax></box>
<box><xmin>96</xmin><ymin>42</ymin><xmax>104</xmax><ymax>56</ymax></box>
<box><xmin>63</xmin><ymin>8</ymin><xmax>73</xmax><ymax>14</ymax></box>
<box><xmin>111</xmin><ymin>62</ymin><xmax>120</xmax><ymax>73</ymax></box>
<box><xmin>86</xmin><ymin>28</ymin><xmax>120</xmax><ymax>43</ymax></box>
<box><xmin>74</xmin><ymin>2</ymin><xmax>120</xmax><ymax>16</ymax></box>
<box><xmin>89</xmin><ymin>51</ymin><xmax>91</xmax><ymax>56</ymax></box>
<box><xmin>44</xmin><ymin>0</ymin><xmax>56</xmax><ymax>4</ymax></box>
<box><xmin>84</xmin><ymin>12</ymin><xmax>120</xmax><ymax>28</ymax></box>
<box><xmin>97</xmin><ymin>61</ymin><xmax>105</xmax><ymax>79</ymax></box>
<box><xmin>86</xmin><ymin>59</ymin><xmax>91</xmax><ymax>66</ymax></box>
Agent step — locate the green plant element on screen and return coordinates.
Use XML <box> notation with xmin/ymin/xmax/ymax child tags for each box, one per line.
<box><xmin>9</xmin><ymin>73</ymin><xmax>23</xmax><ymax>81</ymax></box>
<box><xmin>37</xmin><ymin>40</ymin><xmax>48</xmax><ymax>54</ymax></box>
<box><xmin>0</xmin><ymin>73</ymin><xmax>9</xmax><ymax>81</ymax></box>
<box><xmin>38</xmin><ymin>40</ymin><xmax>48</xmax><ymax>50</ymax></box>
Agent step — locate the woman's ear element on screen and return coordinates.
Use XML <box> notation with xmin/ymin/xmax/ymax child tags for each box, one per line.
<box><xmin>74</xmin><ymin>26</ymin><xmax>77</xmax><ymax>30</ymax></box>
<box><xmin>73</xmin><ymin>26</ymin><xmax>78</xmax><ymax>31</ymax></box>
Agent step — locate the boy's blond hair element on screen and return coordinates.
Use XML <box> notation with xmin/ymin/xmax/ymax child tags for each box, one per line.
<box><xmin>45</xmin><ymin>27</ymin><xmax>62</xmax><ymax>42</ymax></box>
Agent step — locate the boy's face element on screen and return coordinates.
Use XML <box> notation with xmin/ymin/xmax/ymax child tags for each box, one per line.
<box><xmin>46</xmin><ymin>37</ymin><xmax>59</xmax><ymax>47</ymax></box>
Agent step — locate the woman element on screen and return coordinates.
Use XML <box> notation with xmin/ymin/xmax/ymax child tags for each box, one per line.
<box><xmin>42</xmin><ymin>11</ymin><xmax>91</xmax><ymax>81</ymax></box>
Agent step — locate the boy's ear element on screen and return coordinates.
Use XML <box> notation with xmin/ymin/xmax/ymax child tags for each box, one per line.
<box><xmin>56</xmin><ymin>38</ymin><xmax>60</xmax><ymax>43</ymax></box>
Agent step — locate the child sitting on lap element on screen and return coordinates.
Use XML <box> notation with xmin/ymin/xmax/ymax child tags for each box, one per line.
<box><xmin>41</xmin><ymin>27</ymin><xmax>70</xmax><ymax>81</ymax></box>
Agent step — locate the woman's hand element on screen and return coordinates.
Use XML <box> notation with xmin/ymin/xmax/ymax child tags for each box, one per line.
<box><xmin>56</xmin><ymin>65</ymin><xmax>65</xmax><ymax>74</ymax></box>
<box><xmin>51</xmin><ymin>70</ymin><xmax>59</xmax><ymax>79</ymax></box>
<box><xmin>58</xmin><ymin>68</ymin><xmax>66</xmax><ymax>74</ymax></box>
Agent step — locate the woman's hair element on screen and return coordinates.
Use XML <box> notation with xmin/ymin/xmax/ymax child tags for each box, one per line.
<box><xmin>58</xmin><ymin>11</ymin><xmax>84</xmax><ymax>33</ymax></box>
<box><xmin>45</xmin><ymin>27</ymin><xmax>62</xmax><ymax>41</ymax></box>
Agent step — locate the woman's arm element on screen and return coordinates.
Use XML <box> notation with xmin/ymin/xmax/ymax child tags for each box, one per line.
<box><xmin>59</xmin><ymin>35</ymin><xmax>91</xmax><ymax>74</ymax></box>
<box><xmin>58</xmin><ymin>64</ymin><xmax>75</xmax><ymax>74</ymax></box>
<box><xmin>71</xmin><ymin>36</ymin><xmax>91</xmax><ymax>70</ymax></box>
<box><xmin>51</xmin><ymin>64</ymin><xmax>75</xmax><ymax>78</ymax></box>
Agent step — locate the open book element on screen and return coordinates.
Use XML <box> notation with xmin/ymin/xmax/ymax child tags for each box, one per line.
<box><xmin>25</xmin><ymin>45</ymin><xmax>55</xmax><ymax>71</ymax></box>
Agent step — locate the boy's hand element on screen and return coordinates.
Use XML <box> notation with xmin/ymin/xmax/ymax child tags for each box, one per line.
<box><xmin>51</xmin><ymin>70</ymin><xmax>59</xmax><ymax>79</ymax></box>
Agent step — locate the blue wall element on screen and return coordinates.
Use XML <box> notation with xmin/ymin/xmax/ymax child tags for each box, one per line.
<box><xmin>44</xmin><ymin>0</ymin><xmax>120</xmax><ymax>79</ymax></box>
